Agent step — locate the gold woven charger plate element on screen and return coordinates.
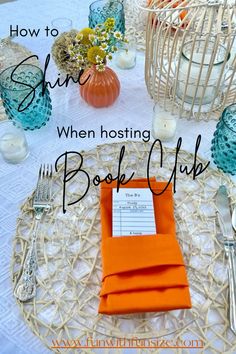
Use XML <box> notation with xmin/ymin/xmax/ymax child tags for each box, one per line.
<box><xmin>12</xmin><ymin>141</ymin><xmax>236</xmax><ymax>353</ymax></box>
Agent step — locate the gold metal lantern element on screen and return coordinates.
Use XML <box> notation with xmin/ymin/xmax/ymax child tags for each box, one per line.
<box><xmin>140</xmin><ymin>0</ymin><xmax>236</xmax><ymax>121</ymax></box>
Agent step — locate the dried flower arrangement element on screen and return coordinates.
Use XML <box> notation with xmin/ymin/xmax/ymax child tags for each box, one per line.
<box><xmin>52</xmin><ymin>18</ymin><xmax>126</xmax><ymax>75</ymax></box>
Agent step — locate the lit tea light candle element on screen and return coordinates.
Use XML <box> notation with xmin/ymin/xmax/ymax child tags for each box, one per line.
<box><xmin>176</xmin><ymin>40</ymin><xmax>229</xmax><ymax>105</ymax></box>
<box><xmin>115</xmin><ymin>36</ymin><xmax>136</xmax><ymax>70</ymax></box>
<box><xmin>116</xmin><ymin>49</ymin><xmax>136</xmax><ymax>69</ymax></box>
<box><xmin>152</xmin><ymin>105</ymin><xmax>177</xmax><ymax>141</ymax></box>
<box><xmin>0</xmin><ymin>121</ymin><xmax>29</xmax><ymax>164</ymax></box>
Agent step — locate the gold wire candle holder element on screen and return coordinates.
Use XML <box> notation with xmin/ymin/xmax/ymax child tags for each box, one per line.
<box><xmin>138</xmin><ymin>0</ymin><xmax>236</xmax><ymax>121</ymax></box>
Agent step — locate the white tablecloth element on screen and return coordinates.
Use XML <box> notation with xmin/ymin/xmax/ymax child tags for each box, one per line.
<box><xmin>0</xmin><ymin>1</ymin><xmax>235</xmax><ymax>353</ymax></box>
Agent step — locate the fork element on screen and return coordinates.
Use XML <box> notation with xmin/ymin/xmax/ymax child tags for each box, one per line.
<box><xmin>14</xmin><ymin>164</ymin><xmax>53</xmax><ymax>302</ymax></box>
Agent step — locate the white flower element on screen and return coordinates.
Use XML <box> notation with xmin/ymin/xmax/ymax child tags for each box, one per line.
<box><xmin>111</xmin><ymin>45</ymin><xmax>118</xmax><ymax>52</ymax></box>
<box><xmin>98</xmin><ymin>35</ymin><xmax>105</xmax><ymax>42</ymax></box>
<box><xmin>96</xmin><ymin>63</ymin><xmax>105</xmax><ymax>72</ymax></box>
<box><xmin>89</xmin><ymin>34</ymin><xmax>96</xmax><ymax>43</ymax></box>
<box><xmin>107</xmin><ymin>53</ymin><xmax>113</xmax><ymax>61</ymax></box>
<box><xmin>76</xmin><ymin>54</ymin><xmax>84</xmax><ymax>62</ymax></box>
<box><xmin>101</xmin><ymin>43</ymin><xmax>108</xmax><ymax>50</ymax></box>
<box><xmin>95</xmin><ymin>55</ymin><xmax>103</xmax><ymax>63</ymax></box>
<box><xmin>114</xmin><ymin>31</ymin><xmax>122</xmax><ymax>39</ymax></box>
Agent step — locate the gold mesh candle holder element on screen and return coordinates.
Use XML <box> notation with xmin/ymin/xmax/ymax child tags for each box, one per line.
<box><xmin>140</xmin><ymin>0</ymin><xmax>236</xmax><ymax>121</ymax></box>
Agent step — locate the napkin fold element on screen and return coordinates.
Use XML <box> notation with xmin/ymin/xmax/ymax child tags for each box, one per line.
<box><xmin>99</xmin><ymin>178</ymin><xmax>191</xmax><ymax>315</ymax></box>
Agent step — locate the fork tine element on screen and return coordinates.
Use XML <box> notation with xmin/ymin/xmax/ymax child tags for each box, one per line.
<box><xmin>34</xmin><ymin>163</ymin><xmax>53</xmax><ymax>205</ymax></box>
<box><xmin>42</xmin><ymin>164</ymin><xmax>48</xmax><ymax>201</ymax></box>
<box><xmin>45</xmin><ymin>164</ymin><xmax>50</xmax><ymax>201</ymax></box>
<box><xmin>49</xmin><ymin>164</ymin><xmax>53</xmax><ymax>201</ymax></box>
<box><xmin>38</xmin><ymin>164</ymin><xmax>45</xmax><ymax>202</ymax></box>
<box><xmin>35</xmin><ymin>164</ymin><xmax>42</xmax><ymax>201</ymax></box>
<box><xmin>40</xmin><ymin>164</ymin><xmax>47</xmax><ymax>202</ymax></box>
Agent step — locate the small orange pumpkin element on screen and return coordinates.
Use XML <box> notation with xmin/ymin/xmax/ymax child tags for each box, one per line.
<box><xmin>148</xmin><ymin>0</ymin><xmax>188</xmax><ymax>29</ymax></box>
<box><xmin>80</xmin><ymin>65</ymin><xmax>120</xmax><ymax>108</ymax></box>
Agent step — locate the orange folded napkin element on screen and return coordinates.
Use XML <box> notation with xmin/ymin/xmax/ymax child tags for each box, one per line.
<box><xmin>99</xmin><ymin>178</ymin><xmax>191</xmax><ymax>315</ymax></box>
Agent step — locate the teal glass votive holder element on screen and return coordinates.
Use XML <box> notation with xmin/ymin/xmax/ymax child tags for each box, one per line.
<box><xmin>89</xmin><ymin>0</ymin><xmax>125</xmax><ymax>34</ymax></box>
<box><xmin>0</xmin><ymin>64</ymin><xmax>52</xmax><ymax>130</ymax></box>
<box><xmin>211</xmin><ymin>104</ymin><xmax>236</xmax><ymax>175</ymax></box>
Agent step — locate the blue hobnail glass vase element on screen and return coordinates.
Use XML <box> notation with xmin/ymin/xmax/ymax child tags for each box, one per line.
<box><xmin>89</xmin><ymin>0</ymin><xmax>125</xmax><ymax>34</ymax></box>
<box><xmin>0</xmin><ymin>64</ymin><xmax>52</xmax><ymax>130</ymax></box>
<box><xmin>211</xmin><ymin>104</ymin><xmax>236</xmax><ymax>175</ymax></box>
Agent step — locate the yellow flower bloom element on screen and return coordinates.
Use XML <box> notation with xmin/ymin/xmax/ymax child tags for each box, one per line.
<box><xmin>104</xmin><ymin>18</ymin><xmax>115</xmax><ymax>30</ymax></box>
<box><xmin>79</xmin><ymin>28</ymin><xmax>95</xmax><ymax>45</ymax></box>
<box><xmin>87</xmin><ymin>46</ymin><xmax>106</xmax><ymax>64</ymax></box>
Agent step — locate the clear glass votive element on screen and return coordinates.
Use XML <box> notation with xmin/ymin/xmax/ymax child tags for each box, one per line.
<box><xmin>115</xmin><ymin>36</ymin><xmax>137</xmax><ymax>69</ymax></box>
<box><xmin>152</xmin><ymin>105</ymin><xmax>177</xmax><ymax>141</ymax></box>
<box><xmin>51</xmin><ymin>18</ymin><xmax>73</xmax><ymax>34</ymax></box>
<box><xmin>176</xmin><ymin>39</ymin><xmax>230</xmax><ymax>105</ymax></box>
<box><xmin>0</xmin><ymin>64</ymin><xmax>52</xmax><ymax>130</ymax></box>
<box><xmin>0</xmin><ymin>120</ymin><xmax>29</xmax><ymax>164</ymax></box>
<box><xmin>89</xmin><ymin>0</ymin><xmax>125</xmax><ymax>34</ymax></box>
<box><xmin>211</xmin><ymin>104</ymin><xmax>236</xmax><ymax>175</ymax></box>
